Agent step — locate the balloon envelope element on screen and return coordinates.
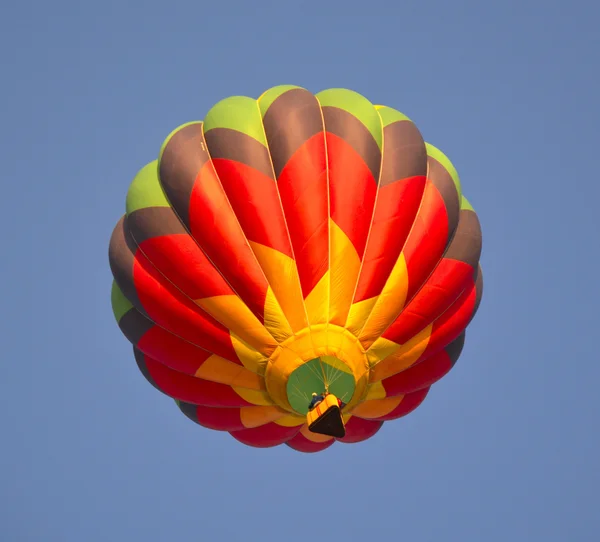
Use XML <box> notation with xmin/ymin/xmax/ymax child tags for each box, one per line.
<box><xmin>109</xmin><ymin>85</ymin><xmax>483</xmax><ymax>453</ymax></box>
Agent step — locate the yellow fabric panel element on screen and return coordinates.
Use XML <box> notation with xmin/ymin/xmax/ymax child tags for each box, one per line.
<box><xmin>366</xmin><ymin>337</ymin><xmax>402</xmax><ymax>367</ymax></box>
<box><xmin>240</xmin><ymin>406</ymin><xmax>287</xmax><ymax>428</ymax></box>
<box><xmin>363</xmin><ymin>381</ymin><xmax>387</xmax><ymax>401</ymax></box>
<box><xmin>263</xmin><ymin>285</ymin><xmax>294</xmax><ymax>343</ymax></box>
<box><xmin>358</xmin><ymin>253</ymin><xmax>409</xmax><ymax>349</ymax></box>
<box><xmin>329</xmin><ymin>219</ymin><xmax>361</xmax><ymax>326</ymax></box>
<box><xmin>249</xmin><ymin>241</ymin><xmax>307</xmax><ymax>333</ymax></box>
<box><xmin>300</xmin><ymin>424</ymin><xmax>333</xmax><ymax>443</ymax></box>
<box><xmin>233</xmin><ymin>387</ymin><xmax>274</xmax><ymax>406</ymax></box>
<box><xmin>196</xmin><ymin>295</ymin><xmax>277</xmax><ymax>355</ymax></box>
<box><xmin>230</xmin><ymin>333</ymin><xmax>270</xmax><ymax>375</ymax></box>
<box><xmin>264</xmin><ymin>324</ymin><xmax>370</xmax><ymax>414</ymax></box>
<box><xmin>370</xmin><ymin>324</ymin><xmax>433</xmax><ymax>381</ymax></box>
<box><xmin>286</xmin><ymin>329</ymin><xmax>316</xmax><ymax>358</ymax></box>
<box><xmin>320</xmin><ymin>355</ymin><xmax>353</xmax><ymax>375</ymax></box>
<box><xmin>304</xmin><ymin>271</ymin><xmax>330</xmax><ymax>325</ymax></box>
<box><xmin>194</xmin><ymin>355</ymin><xmax>264</xmax><ymax>390</ymax></box>
<box><xmin>310</xmin><ymin>325</ymin><xmax>343</xmax><ymax>358</ymax></box>
<box><xmin>345</xmin><ymin>296</ymin><xmax>378</xmax><ymax>336</ymax></box>
<box><xmin>274</xmin><ymin>414</ymin><xmax>306</xmax><ymax>427</ymax></box>
<box><xmin>351</xmin><ymin>396</ymin><xmax>404</xmax><ymax>419</ymax></box>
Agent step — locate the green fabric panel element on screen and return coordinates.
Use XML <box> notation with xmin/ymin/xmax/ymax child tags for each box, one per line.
<box><xmin>125</xmin><ymin>160</ymin><xmax>170</xmax><ymax>215</ymax></box>
<box><xmin>461</xmin><ymin>196</ymin><xmax>475</xmax><ymax>212</ymax></box>
<box><xmin>286</xmin><ymin>357</ymin><xmax>356</xmax><ymax>415</ymax></box>
<box><xmin>316</xmin><ymin>88</ymin><xmax>383</xmax><ymax>151</ymax></box>
<box><xmin>376</xmin><ymin>105</ymin><xmax>412</xmax><ymax>127</ymax></box>
<box><xmin>111</xmin><ymin>281</ymin><xmax>133</xmax><ymax>323</ymax></box>
<box><xmin>258</xmin><ymin>85</ymin><xmax>303</xmax><ymax>117</ymax></box>
<box><xmin>425</xmin><ymin>143</ymin><xmax>462</xmax><ymax>196</ymax></box>
<box><xmin>203</xmin><ymin>95</ymin><xmax>267</xmax><ymax>147</ymax></box>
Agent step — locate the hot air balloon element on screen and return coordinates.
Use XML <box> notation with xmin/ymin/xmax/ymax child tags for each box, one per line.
<box><xmin>109</xmin><ymin>85</ymin><xmax>483</xmax><ymax>453</ymax></box>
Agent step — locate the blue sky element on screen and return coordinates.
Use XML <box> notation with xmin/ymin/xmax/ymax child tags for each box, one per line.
<box><xmin>2</xmin><ymin>1</ymin><xmax>599</xmax><ymax>540</ymax></box>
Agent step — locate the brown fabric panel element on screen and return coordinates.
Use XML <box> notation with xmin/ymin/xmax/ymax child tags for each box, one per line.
<box><xmin>444</xmin><ymin>210</ymin><xmax>483</xmax><ymax>268</ymax></box>
<box><xmin>177</xmin><ymin>401</ymin><xmax>199</xmax><ymax>423</ymax></box>
<box><xmin>262</xmin><ymin>88</ymin><xmax>324</xmax><ymax>179</ymax></box>
<box><xmin>446</xmin><ymin>332</ymin><xmax>466</xmax><ymax>367</ymax></box>
<box><xmin>108</xmin><ymin>216</ymin><xmax>146</xmax><ymax>316</ymax></box>
<box><xmin>159</xmin><ymin>123</ymin><xmax>209</xmax><ymax>228</ymax></box>
<box><xmin>134</xmin><ymin>347</ymin><xmax>159</xmax><ymax>391</ymax></box>
<box><xmin>204</xmin><ymin>127</ymin><xmax>274</xmax><ymax>180</ymax></box>
<box><xmin>119</xmin><ymin>307</ymin><xmax>154</xmax><ymax>346</ymax></box>
<box><xmin>380</xmin><ymin>121</ymin><xmax>427</xmax><ymax>187</ymax></box>
<box><xmin>127</xmin><ymin>206</ymin><xmax>188</xmax><ymax>246</ymax></box>
<box><xmin>322</xmin><ymin>106</ymin><xmax>381</xmax><ymax>182</ymax></box>
<box><xmin>427</xmin><ymin>156</ymin><xmax>460</xmax><ymax>239</ymax></box>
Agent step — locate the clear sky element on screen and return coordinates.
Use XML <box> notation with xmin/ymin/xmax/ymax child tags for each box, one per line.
<box><xmin>2</xmin><ymin>1</ymin><xmax>599</xmax><ymax>540</ymax></box>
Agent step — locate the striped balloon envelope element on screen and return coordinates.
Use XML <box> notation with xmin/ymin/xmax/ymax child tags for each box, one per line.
<box><xmin>109</xmin><ymin>85</ymin><xmax>483</xmax><ymax>453</ymax></box>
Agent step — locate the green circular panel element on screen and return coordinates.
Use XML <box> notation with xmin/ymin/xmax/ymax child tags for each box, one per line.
<box><xmin>286</xmin><ymin>356</ymin><xmax>356</xmax><ymax>415</ymax></box>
